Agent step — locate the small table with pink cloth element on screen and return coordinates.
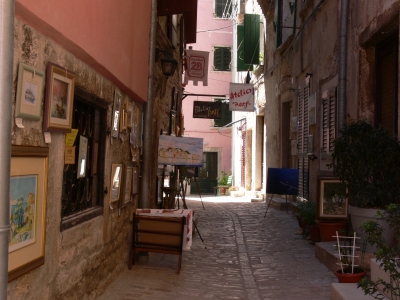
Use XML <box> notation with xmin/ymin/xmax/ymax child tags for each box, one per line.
<box><xmin>135</xmin><ymin>209</ymin><xmax>193</xmax><ymax>250</ymax></box>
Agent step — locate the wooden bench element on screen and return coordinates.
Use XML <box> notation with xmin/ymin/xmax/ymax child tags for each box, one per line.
<box><xmin>128</xmin><ymin>214</ymin><xmax>186</xmax><ymax>274</ymax></box>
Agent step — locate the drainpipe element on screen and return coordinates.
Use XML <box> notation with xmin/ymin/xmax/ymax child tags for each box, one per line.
<box><xmin>337</xmin><ymin>0</ymin><xmax>349</xmax><ymax>131</ymax></box>
<box><xmin>140</xmin><ymin>0</ymin><xmax>157</xmax><ymax>208</ymax></box>
<box><xmin>0</xmin><ymin>0</ymin><xmax>14</xmax><ymax>295</ymax></box>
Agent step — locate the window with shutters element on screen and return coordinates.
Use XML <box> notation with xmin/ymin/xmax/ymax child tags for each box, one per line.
<box><xmin>213</xmin><ymin>46</ymin><xmax>231</xmax><ymax>71</ymax></box>
<box><xmin>321</xmin><ymin>88</ymin><xmax>336</xmax><ymax>155</ymax></box>
<box><xmin>297</xmin><ymin>77</ymin><xmax>310</xmax><ymax>201</ymax></box>
<box><xmin>214</xmin><ymin>0</ymin><xmax>232</xmax><ymax>19</ymax></box>
<box><xmin>213</xmin><ymin>98</ymin><xmax>232</xmax><ymax>127</ymax></box>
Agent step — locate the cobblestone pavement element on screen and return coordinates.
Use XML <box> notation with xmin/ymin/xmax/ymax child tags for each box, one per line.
<box><xmin>96</xmin><ymin>196</ymin><xmax>337</xmax><ymax>300</ymax></box>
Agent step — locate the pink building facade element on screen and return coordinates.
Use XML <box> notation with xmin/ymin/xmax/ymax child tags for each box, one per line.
<box><xmin>183</xmin><ymin>0</ymin><xmax>233</xmax><ymax>194</ymax></box>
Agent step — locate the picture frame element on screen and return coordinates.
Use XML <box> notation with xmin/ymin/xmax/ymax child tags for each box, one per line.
<box><xmin>170</xmin><ymin>110</ymin><xmax>176</xmax><ymax>136</ymax></box>
<box><xmin>119</xmin><ymin>161</ymin><xmax>133</xmax><ymax>208</ymax></box>
<box><xmin>43</xmin><ymin>62</ymin><xmax>75</xmax><ymax>133</ymax></box>
<box><xmin>77</xmin><ymin>136</ymin><xmax>88</xmax><ymax>179</ymax></box>
<box><xmin>131</xmin><ymin>164</ymin><xmax>139</xmax><ymax>195</ymax></box>
<box><xmin>15</xmin><ymin>63</ymin><xmax>45</xmax><ymax>120</ymax></box>
<box><xmin>112</xmin><ymin>90</ymin><xmax>122</xmax><ymax>138</ymax></box>
<box><xmin>110</xmin><ymin>164</ymin><xmax>122</xmax><ymax>203</ymax></box>
<box><xmin>8</xmin><ymin>145</ymin><xmax>49</xmax><ymax>282</ymax></box>
<box><xmin>317</xmin><ymin>177</ymin><xmax>349</xmax><ymax>221</ymax></box>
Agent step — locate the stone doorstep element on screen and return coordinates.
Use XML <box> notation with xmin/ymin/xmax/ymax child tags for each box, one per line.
<box><xmin>331</xmin><ymin>283</ymin><xmax>376</xmax><ymax>300</ymax></box>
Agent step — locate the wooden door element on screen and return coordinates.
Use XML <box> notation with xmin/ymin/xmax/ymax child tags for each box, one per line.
<box><xmin>190</xmin><ymin>152</ymin><xmax>218</xmax><ymax>194</ymax></box>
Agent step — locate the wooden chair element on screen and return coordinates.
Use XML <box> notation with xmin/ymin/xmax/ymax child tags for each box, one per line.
<box><xmin>128</xmin><ymin>214</ymin><xmax>186</xmax><ymax>274</ymax></box>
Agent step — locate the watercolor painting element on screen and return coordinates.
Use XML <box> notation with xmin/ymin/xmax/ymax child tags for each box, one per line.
<box><xmin>9</xmin><ymin>175</ymin><xmax>37</xmax><ymax>253</ymax></box>
<box><xmin>158</xmin><ymin>135</ymin><xmax>203</xmax><ymax>166</ymax></box>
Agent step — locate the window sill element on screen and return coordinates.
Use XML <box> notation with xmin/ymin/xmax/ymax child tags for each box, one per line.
<box><xmin>61</xmin><ymin>206</ymin><xmax>103</xmax><ymax>231</ymax></box>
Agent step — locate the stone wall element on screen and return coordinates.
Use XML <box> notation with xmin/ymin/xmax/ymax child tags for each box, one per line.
<box><xmin>7</xmin><ymin>19</ymin><xmax>141</xmax><ymax>300</ymax></box>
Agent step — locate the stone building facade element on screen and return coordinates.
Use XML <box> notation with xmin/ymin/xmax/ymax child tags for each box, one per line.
<box><xmin>237</xmin><ymin>0</ymin><xmax>399</xmax><ymax>203</ymax></box>
<box><xmin>6</xmin><ymin>1</ymin><xmax>192</xmax><ymax>299</ymax></box>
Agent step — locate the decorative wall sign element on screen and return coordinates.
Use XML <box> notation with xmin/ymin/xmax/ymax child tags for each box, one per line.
<box><xmin>229</xmin><ymin>83</ymin><xmax>254</xmax><ymax>112</ymax></box>
<box><xmin>183</xmin><ymin>49</ymin><xmax>209</xmax><ymax>86</ymax></box>
<box><xmin>192</xmin><ymin>101</ymin><xmax>222</xmax><ymax>119</ymax></box>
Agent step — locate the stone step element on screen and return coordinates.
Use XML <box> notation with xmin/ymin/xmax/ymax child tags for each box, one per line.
<box><xmin>331</xmin><ymin>283</ymin><xmax>376</xmax><ymax>300</ymax></box>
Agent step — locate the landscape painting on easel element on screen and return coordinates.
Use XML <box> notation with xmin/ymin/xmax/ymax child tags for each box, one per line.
<box><xmin>158</xmin><ymin>135</ymin><xmax>203</xmax><ymax>166</ymax></box>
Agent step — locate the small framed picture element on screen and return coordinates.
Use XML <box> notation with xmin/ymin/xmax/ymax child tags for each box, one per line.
<box><xmin>132</xmin><ymin>165</ymin><xmax>139</xmax><ymax>195</ymax></box>
<box><xmin>15</xmin><ymin>63</ymin><xmax>45</xmax><ymax>120</ymax></box>
<box><xmin>317</xmin><ymin>177</ymin><xmax>349</xmax><ymax>221</ymax></box>
<box><xmin>43</xmin><ymin>62</ymin><xmax>75</xmax><ymax>132</ymax></box>
<box><xmin>170</xmin><ymin>111</ymin><xmax>176</xmax><ymax>136</ymax></box>
<box><xmin>77</xmin><ymin>136</ymin><xmax>88</xmax><ymax>179</ymax></box>
<box><xmin>110</xmin><ymin>164</ymin><xmax>122</xmax><ymax>203</ymax></box>
<box><xmin>119</xmin><ymin>161</ymin><xmax>133</xmax><ymax>208</ymax></box>
<box><xmin>112</xmin><ymin>90</ymin><xmax>122</xmax><ymax>138</ymax></box>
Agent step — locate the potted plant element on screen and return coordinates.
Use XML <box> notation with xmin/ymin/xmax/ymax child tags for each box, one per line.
<box><xmin>334</xmin><ymin>231</ymin><xmax>367</xmax><ymax>283</ymax></box>
<box><xmin>329</xmin><ymin>120</ymin><xmax>400</xmax><ymax>250</ymax></box>
<box><xmin>217</xmin><ymin>171</ymin><xmax>230</xmax><ymax>195</ymax></box>
<box><xmin>358</xmin><ymin>205</ymin><xmax>400</xmax><ymax>299</ymax></box>
<box><xmin>296</xmin><ymin>201</ymin><xmax>320</xmax><ymax>243</ymax></box>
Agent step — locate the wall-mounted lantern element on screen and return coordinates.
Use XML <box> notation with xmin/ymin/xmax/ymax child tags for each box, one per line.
<box><xmin>156</xmin><ymin>49</ymin><xmax>178</xmax><ymax>78</ymax></box>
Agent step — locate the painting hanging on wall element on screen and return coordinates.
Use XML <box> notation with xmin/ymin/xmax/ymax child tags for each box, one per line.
<box><xmin>43</xmin><ymin>62</ymin><xmax>75</xmax><ymax>132</ymax></box>
<box><xmin>15</xmin><ymin>63</ymin><xmax>45</xmax><ymax>120</ymax></box>
<box><xmin>8</xmin><ymin>145</ymin><xmax>48</xmax><ymax>282</ymax></box>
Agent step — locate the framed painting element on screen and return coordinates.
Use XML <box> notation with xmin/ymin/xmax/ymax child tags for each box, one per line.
<box><xmin>15</xmin><ymin>63</ymin><xmax>45</xmax><ymax>120</ymax></box>
<box><xmin>317</xmin><ymin>177</ymin><xmax>348</xmax><ymax>221</ymax></box>
<box><xmin>43</xmin><ymin>62</ymin><xmax>75</xmax><ymax>132</ymax></box>
<box><xmin>132</xmin><ymin>165</ymin><xmax>139</xmax><ymax>195</ymax></box>
<box><xmin>110</xmin><ymin>164</ymin><xmax>122</xmax><ymax>203</ymax></box>
<box><xmin>8</xmin><ymin>145</ymin><xmax>49</xmax><ymax>282</ymax></box>
<box><xmin>119</xmin><ymin>161</ymin><xmax>133</xmax><ymax>208</ymax></box>
<box><xmin>112</xmin><ymin>90</ymin><xmax>122</xmax><ymax>138</ymax></box>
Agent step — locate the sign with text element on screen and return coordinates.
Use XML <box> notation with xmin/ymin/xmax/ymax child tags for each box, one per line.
<box><xmin>183</xmin><ymin>50</ymin><xmax>209</xmax><ymax>86</ymax></box>
<box><xmin>229</xmin><ymin>83</ymin><xmax>254</xmax><ymax>112</ymax></box>
<box><xmin>192</xmin><ymin>101</ymin><xmax>222</xmax><ymax>119</ymax></box>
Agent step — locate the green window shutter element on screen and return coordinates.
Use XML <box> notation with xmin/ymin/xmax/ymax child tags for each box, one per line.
<box><xmin>244</xmin><ymin>14</ymin><xmax>260</xmax><ymax>65</ymax></box>
<box><xmin>214</xmin><ymin>47</ymin><xmax>231</xmax><ymax>71</ymax></box>
<box><xmin>214</xmin><ymin>101</ymin><xmax>232</xmax><ymax>127</ymax></box>
<box><xmin>237</xmin><ymin>25</ymin><xmax>253</xmax><ymax>72</ymax></box>
<box><xmin>274</xmin><ymin>0</ymin><xmax>282</xmax><ymax>49</ymax></box>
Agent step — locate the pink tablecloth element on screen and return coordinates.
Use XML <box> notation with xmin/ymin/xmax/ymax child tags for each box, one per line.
<box><xmin>136</xmin><ymin>209</ymin><xmax>193</xmax><ymax>250</ymax></box>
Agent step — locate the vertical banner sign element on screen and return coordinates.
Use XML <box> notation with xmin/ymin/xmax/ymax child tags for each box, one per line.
<box><xmin>229</xmin><ymin>83</ymin><xmax>254</xmax><ymax>111</ymax></box>
<box><xmin>184</xmin><ymin>50</ymin><xmax>209</xmax><ymax>86</ymax></box>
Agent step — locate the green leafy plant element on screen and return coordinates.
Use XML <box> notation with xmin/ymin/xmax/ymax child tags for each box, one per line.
<box><xmin>296</xmin><ymin>201</ymin><xmax>317</xmax><ymax>226</ymax></box>
<box><xmin>358</xmin><ymin>204</ymin><xmax>400</xmax><ymax>299</ymax></box>
<box><xmin>217</xmin><ymin>171</ymin><xmax>230</xmax><ymax>186</ymax></box>
<box><xmin>329</xmin><ymin>120</ymin><xmax>400</xmax><ymax>208</ymax></box>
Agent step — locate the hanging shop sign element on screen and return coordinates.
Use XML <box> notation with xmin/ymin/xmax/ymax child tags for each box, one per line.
<box><xmin>184</xmin><ymin>50</ymin><xmax>209</xmax><ymax>86</ymax></box>
<box><xmin>229</xmin><ymin>83</ymin><xmax>254</xmax><ymax>112</ymax></box>
<box><xmin>192</xmin><ymin>101</ymin><xmax>221</xmax><ymax>119</ymax></box>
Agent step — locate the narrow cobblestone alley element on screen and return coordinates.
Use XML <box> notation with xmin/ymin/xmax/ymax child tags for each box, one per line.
<box><xmin>96</xmin><ymin>197</ymin><xmax>337</xmax><ymax>300</ymax></box>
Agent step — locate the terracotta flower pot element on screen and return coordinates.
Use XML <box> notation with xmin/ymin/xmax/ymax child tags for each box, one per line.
<box><xmin>335</xmin><ymin>269</ymin><xmax>366</xmax><ymax>283</ymax></box>
<box><xmin>317</xmin><ymin>221</ymin><xmax>348</xmax><ymax>242</ymax></box>
<box><xmin>307</xmin><ymin>224</ymin><xmax>321</xmax><ymax>243</ymax></box>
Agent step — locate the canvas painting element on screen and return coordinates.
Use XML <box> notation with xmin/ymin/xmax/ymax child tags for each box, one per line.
<box><xmin>9</xmin><ymin>175</ymin><xmax>37</xmax><ymax>253</ymax></box>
